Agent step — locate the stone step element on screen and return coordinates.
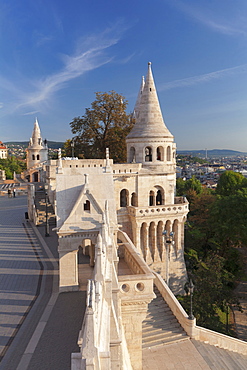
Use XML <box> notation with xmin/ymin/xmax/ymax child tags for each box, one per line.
<box><xmin>143</xmin><ymin>317</ymin><xmax>178</xmax><ymax>327</ymax></box>
<box><xmin>145</xmin><ymin>309</ymin><xmax>174</xmax><ymax>319</ymax></box>
<box><xmin>142</xmin><ymin>284</ymin><xmax>188</xmax><ymax>348</ymax></box>
<box><xmin>143</xmin><ymin>321</ymin><xmax>181</xmax><ymax>333</ymax></box>
<box><xmin>142</xmin><ymin>333</ymin><xmax>189</xmax><ymax>349</ymax></box>
<box><xmin>143</xmin><ymin>327</ymin><xmax>184</xmax><ymax>341</ymax></box>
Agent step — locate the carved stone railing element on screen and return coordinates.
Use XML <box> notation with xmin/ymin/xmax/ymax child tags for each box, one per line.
<box><xmin>127</xmin><ymin>202</ymin><xmax>189</xmax><ymax>218</ymax></box>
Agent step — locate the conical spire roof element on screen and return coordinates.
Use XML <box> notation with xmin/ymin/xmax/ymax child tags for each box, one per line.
<box><xmin>32</xmin><ymin>118</ymin><xmax>41</xmax><ymax>143</ymax></box>
<box><xmin>127</xmin><ymin>62</ymin><xmax>173</xmax><ymax>139</ymax></box>
<box><xmin>133</xmin><ymin>75</ymin><xmax>145</xmax><ymax>119</ymax></box>
<box><xmin>29</xmin><ymin>118</ymin><xmax>43</xmax><ymax>148</ymax></box>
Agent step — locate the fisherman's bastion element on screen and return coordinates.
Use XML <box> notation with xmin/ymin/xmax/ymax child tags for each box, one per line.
<box><xmin>24</xmin><ymin>63</ymin><xmax>247</xmax><ymax>369</ymax></box>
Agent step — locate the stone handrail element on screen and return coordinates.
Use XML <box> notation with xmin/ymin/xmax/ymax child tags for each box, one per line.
<box><xmin>117</xmin><ymin>230</ymin><xmax>154</xmax><ymax>277</ymax></box>
<box><xmin>127</xmin><ymin>203</ymin><xmax>189</xmax><ymax>218</ymax></box>
<box><xmin>154</xmin><ymin>272</ymin><xmax>247</xmax><ymax>355</ymax></box>
<box><xmin>154</xmin><ymin>272</ymin><xmax>196</xmax><ymax>337</ymax></box>
<box><xmin>193</xmin><ymin>326</ymin><xmax>247</xmax><ymax>355</ymax></box>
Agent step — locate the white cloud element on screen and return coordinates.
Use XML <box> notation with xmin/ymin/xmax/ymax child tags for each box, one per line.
<box><xmin>1</xmin><ymin>25</ymin><xmax>125</xmax><ymax>114</ymax></box>
<box><xmin>168</xmin><ymin>0</ymin><xmax>247</xmax><ymax>37</ymax></box>
<box><xmin>159</xmin><ymin>64</ymin><xmax>247</xmax><ymax>91</ymax></box>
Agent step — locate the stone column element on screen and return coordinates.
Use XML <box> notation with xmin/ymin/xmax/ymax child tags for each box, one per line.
<box><xmin>121</xmin><ymin>301</ymin><xmax>149</xmax><ymax>370</ymax></box>
<box><xmin>119</xmin><ymin>275</ymin><xmax>155</xmax><ymax>370</ymax></box>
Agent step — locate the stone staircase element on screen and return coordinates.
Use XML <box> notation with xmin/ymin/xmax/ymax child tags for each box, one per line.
<box><xmin>191</xmin><ymin>339</ymin><xmax>247</xmax><ymax>370</ymax></box>
<box><xmin>35</xmin><ymin>190</ymin><xmax>56</xmax><ymax>227</ymax></box>
<box><xmin>142</xmin><ymin>286</ymin><xmax>188</xmax><ymax>348</ymax></box>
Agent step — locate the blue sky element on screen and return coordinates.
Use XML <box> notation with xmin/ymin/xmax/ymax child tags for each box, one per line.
<box><xmin>1</xmin><ymin>0</ymin><xmax>247</xmax><ymax>151</ymax></box>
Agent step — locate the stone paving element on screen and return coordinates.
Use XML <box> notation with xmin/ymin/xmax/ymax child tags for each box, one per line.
<box><xmin>0</xmin><ymin>195</ymin><xmax>43</xmax><ymax>362</ymax></box>
<box><xmin>0</xmin><ymin>194</ymin><xmax>87</xmax><ymax>370</ymax></box>
<box><xmin>143</xmin><ymin>340</ymin><xmax>211</xmax><ymax>369</ymax></box>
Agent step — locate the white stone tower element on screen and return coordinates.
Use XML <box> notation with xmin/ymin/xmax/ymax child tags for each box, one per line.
<box><xmin>122</xmin><ymin>62</ymin><xmax>188</xmax><ymax>293</ymax></box>
<box><xmin>26</xmin><ymin>118</ymin><xmax>48</xmax><ymax>170</ymax></box>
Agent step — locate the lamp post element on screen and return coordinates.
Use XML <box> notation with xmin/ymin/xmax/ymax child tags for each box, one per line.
<box><xmin>188</xmin><ymin>279</ymin><xmax>194</xmax><ymax>320</ymax></box>
<box><xmin>44</xmin><ymin>183</ymin><xmax>49</xmax><ymax>237</ymax></box>
<box><xmin>162</xmin><ymin>230</ymin><xmax>174</xmax><ymax>287</ymax></box>
<box><xmin>71</xmin><ymin>139</ymin><xmax>74</xmax><ymax>158</ymax></box>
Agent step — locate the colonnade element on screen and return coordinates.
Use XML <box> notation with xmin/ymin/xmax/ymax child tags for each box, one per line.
<box><xmin>134</xmin><ymin>218</ymin><xmax>182</xmax><ymax>265</ymax></box>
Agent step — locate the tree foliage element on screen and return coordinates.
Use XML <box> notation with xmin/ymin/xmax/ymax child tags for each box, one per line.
<box><xmin>69</xmin><ymin>91</ymin><xmax>133</xmax><ymax>162</ymax></box>
<box><xmin>216</xmin><ymin>170</ymin><xmax>247</xmax><ymax>196</ymax></box>
<box><xmin>0</xmin><ymin>157</ymin><xmax>26</xmax><ymax>179</ymax></box>
<box><xmin>179</xmin><ymin>172</ymin><xmax>247</xmax><ymax>334</ymax></box>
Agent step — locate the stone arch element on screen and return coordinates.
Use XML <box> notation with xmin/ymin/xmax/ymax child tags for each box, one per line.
<box><xmin>156</xmin><ymin>146</ymin><xmax>164</xmax><ymax>161</ymax></box>
<box><xmin>145</xmin><ymin>146</ymin><xmax>152</xmax><ymax>162</ymax></box>
<box><xmin>37</xmin><ymin>154</ymin><xmax>40</xmax><ymax>160</ymax></box>
<box><xmin>33</xmin><ymin>172</ymin><xmax>39</xmax><ymax>182</ymax></box>
<box><xmin>157</xmin><ymin>221</ymin><xmax>164</xmax><ymax>260</ymax></box>
<box><xmin>154</xmin><ymin>186</ymin><xmax>164</xmax><ymax>205</ymax></box>
<box><xmin>140</xmin><ymin>222</ymin><xmax>148</xmax><ymax>261</ymax></box>
<box><xmin>167</xmin><ymin>146</ymin><xmax>171</xmax><ymax>161</ymax></box>
<box><xmin>32</xmin><ymin>154</ymin><xmax>35</xmax><ymax>160</ymax></box>
<box><xmin>131</xmin><ymin>192</ymin><xmax>138</xmax><ymax>206</ymax></box>
<box><xmin>130</xmin><ymin>147</ymin><xmax>136</xmax><ymax>163</ymax></box>
<box><xmin>78</xmin><ymin>239</ymin><xmax>93</xmax><ymax>287</ymax></box>
<box><xmin>149</xmin><ymin>190</ymin><xmax>155</xmax><ymax>206</ymax></box>
<box><xmin>120</xmin><ymin>189</ymin><xmax>129</xmax><ymax>207</ymax></box>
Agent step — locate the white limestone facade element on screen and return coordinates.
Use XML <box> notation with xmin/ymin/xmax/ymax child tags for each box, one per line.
<box><xmin>55</xmin><ymin>63</ymin><xmax>188</xmax><ymax>296</ymax></box>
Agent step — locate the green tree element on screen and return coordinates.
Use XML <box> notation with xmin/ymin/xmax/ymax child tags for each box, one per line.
<box><xmin>176</xmin><ymin>178</ymin><xmax>186</xmax><ymax>196</ymax></box>
<box><xmin>181</xmin><ymin>253</ymin><xmax>238</xmax><ymax>334</ymax></box>
<box><xmin>216</xmin><ymin>170</ymin><xmax>247</xmax><ymax>196</ymax></box>
<box><xmin>0</xmin><ymin>157</ymin><xmax>26</xmax><ymax>179</ymax></box>
<box><xmin>69</xmin><ymin>91</ymin><xmax>133</xmax><ymax>162</ymax></box>
<box><xmin>211</xmin><ymin>192</ymin><xmax>247</xmax><ymax>250</ymax></box>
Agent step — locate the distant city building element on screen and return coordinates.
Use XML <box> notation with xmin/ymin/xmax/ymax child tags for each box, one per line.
<box><xmin>0</xmin><ymin>141</ymin><xmax>8</xmax><ymax>159</ymax></box>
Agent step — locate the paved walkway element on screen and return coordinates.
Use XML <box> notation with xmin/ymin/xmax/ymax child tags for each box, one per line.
<box><xmin>143</xmin><ymin>340</ymin><xmax>211</xmax><ymax>369</ymax></box>
<box><xmin>0</xmin><ymin>195</ymin><xmax>87</xmax><ymax>370</ymax></box>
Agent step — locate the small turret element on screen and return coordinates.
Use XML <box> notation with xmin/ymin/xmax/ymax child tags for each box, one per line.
<box><xmin>26</xmin><ymin>118</ymin><xmax>48</xmax><ymax>170</ymax></box>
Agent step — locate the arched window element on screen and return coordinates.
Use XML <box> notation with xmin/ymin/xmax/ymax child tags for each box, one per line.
<box><xmin>130</xmin><ymin>147</ymin><xmax>136</xmax><ymax>163</ymax></box>
<box><xmin>120</xmin><ymin>189</ymin><xmax>129</xmax><ymax>207</ymax></box>
<box><xmin>32</xmin><ymin>154</ymin><xmax>35</xmax><ymax>160</ymax></box>
<box><xmin>145</xmin><ymin>147</ymin><xmax>152</xmax><ymax>162</ymax></box>
<box><xmin>37</xmin><ymin>154</ymin><xmax>40</xmax><ymax>160</ymax></box>
<box><xmin>167</xmin><ymin>146</ymin><xmax>171</xmax><ymax>161</ymax></box>
<box><xmin>84</xmin><ymin>200</ymin><xmax>90</xmax><ymax>211</ymax></box>
<box><xmin>149</xmin><ymin>190</ymin><xmax>154</xmax><ymax>206</ymax></box>
<box><xmin>156</xmin><ymin>190</ymin><xmax>162</xmax><ymax>205</ymax></box>
<box><xmin>154</xmin><ymin>186</ymin><xmax>164</xmax><ymax>205</ymax></box>
<box><xmin>156</xmin><ymin>146</ymin><xmax>164</xmax><ymax>161</ymax></box>
<box><xmin>131</xmin><ymin>192</ymin><xmax>138</xmax><ymax>206</ymax></box>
